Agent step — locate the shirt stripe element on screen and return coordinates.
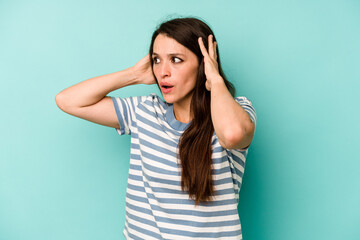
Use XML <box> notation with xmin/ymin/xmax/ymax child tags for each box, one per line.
<box><xmin>111</xmin><ymin>93</ymin><xmax>256</xmax><ymax>240</ymax></box>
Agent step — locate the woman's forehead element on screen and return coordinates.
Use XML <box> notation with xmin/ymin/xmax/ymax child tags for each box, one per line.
<box><xmin>153</xmin><ymin>34</ymin><xmax>188</xmax><ymax>55</ymax></box>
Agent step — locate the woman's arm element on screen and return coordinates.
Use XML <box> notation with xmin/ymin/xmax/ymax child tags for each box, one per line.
<box><xmin>198</xmin><ymin>35</ymin><xmax>255</xmax><ymax>149</ymax></box>
<box><xmin>55</xmin><ymin>54</ymin><xmax>155</xmax><ymax>128</ymax></box>
<box><xmin>210</xmin><ymin>78</ymin><xmax>255</xmax><ymax>149</ymax></box>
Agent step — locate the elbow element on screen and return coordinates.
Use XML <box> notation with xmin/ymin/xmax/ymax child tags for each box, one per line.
<box><xmin>219</xmin><ymin>121</ymin><xmax>255</xmax><ymax>149</ymax></box>
<box><xmin>219</xmin><ymin>127</ymin><xmax>245</xmax><ymax>149</ymax></box>
<box><xmin>55</xmin><ymin>92</ymin><xmax>67</xmax><ymax>112</ymax></box>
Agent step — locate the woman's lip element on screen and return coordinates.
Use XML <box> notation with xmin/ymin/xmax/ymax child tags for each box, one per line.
<box><xmin>161</xmin><ymin>86</ymin><xmax>174</xmax><ymax>93</ymax></box>
<box><xmin>160</xmin><ymin>81</ymin><xmax>173</xmax><ymax>87</ymax></box>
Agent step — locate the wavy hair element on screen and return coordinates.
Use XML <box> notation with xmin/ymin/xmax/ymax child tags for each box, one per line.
<box><xmin>149</xmin><ymin>17</ymin><xmax>235</xmax><ymax>205</ymax></box>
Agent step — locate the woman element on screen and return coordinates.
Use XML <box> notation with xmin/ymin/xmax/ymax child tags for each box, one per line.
<box><xmin>56</xmin><ymin>17</ymin><xmax>256</xmax><ymax>240</ymax></box>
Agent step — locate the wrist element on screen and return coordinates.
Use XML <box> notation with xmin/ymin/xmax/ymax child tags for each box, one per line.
<box><xmin>209</xmin><ymin>76</ymin><xmax>225</xmax><ymax>90</ymax></box>
<box><xmin>124</xmin><ymin>66</ymin><xmax>140</xmax><ymax>85</ymax></box>
<box><xmin>212</xmin><ymin>76</ymin><xmax>224</xmax><ymax>84</ymax></box>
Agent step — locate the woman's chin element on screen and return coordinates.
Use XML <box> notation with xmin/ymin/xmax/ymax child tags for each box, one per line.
<box><xmin>163</xmin><ymin>95</ymin><xmax>175</xmax><ymax>104</ymax></box>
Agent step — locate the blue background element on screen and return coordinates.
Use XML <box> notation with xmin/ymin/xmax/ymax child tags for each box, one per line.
<box><xmin>1</xmin><ymin>0</ymin><xmax>359</xmax><ymax>239</ymax></box>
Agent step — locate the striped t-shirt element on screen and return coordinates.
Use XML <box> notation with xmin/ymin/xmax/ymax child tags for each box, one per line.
<box><xmin>111</xmin><ymin>93</ymin><xmax>257</xmax><ymax>240</ymax></box>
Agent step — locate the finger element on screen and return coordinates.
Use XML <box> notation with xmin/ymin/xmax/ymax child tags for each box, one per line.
<box><xmin>208</xmin><ymin>35</ymin><xmax>214</xmax><ymax>59</ymax></box>
<box><xmin>214</xmin><ymin>41</ymin><xmax>217</xmax><ymax>61</ymax></box>
<box><xmin>198</xmin><ymin>37</ymin><xmax>208</xmax><ymax>58</ymax></box>
<box><xmin>198</xmin><ymin>37</ymin><xmax>209</xmax><ymax>58</ymax></box>
<box><xmin>205</xmin><ymin>80</ymin><xmax>211</xmax><ymax>91</ymax></box>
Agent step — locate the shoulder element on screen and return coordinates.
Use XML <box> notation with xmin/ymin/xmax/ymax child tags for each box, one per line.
<box><xmin>234</xmin><ymin>96</ymin><xmax>254</xmax><ymax>105</ymax></box>
<box><xmin>234</xmin><ymin>95</ymin><xmax>257</xmax><ymax>126</ymax></box>
<box><xmin>112</xmin><ymin>93</ymin><xmax>165</xmax><ymax>108</ymax></box>
<box><xmin>145</xmin><ymin>93</ymin><xmax>163</xmax><ymax>102</ymax></box>
<box><xmin>141</xmin><ymin>93</ymin><xmax>169</xmax><ymax>109</ymax></box>
<box><xmin>234</xmin><ymin>96</ymin><xmax>255</xmax><ymax>111</ymax></box>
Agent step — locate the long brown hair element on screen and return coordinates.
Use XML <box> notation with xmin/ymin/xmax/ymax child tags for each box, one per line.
<box><xmin>149</xmin><ymin>17</ymin><xmax>235</xmax><ymax>206</ymax></box>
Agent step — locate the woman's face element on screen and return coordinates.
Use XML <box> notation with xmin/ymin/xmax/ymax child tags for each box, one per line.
<box><xmin>152</xmin><ymin>34</ymin><xmax>199</xmax><ymax>106</ymax></box>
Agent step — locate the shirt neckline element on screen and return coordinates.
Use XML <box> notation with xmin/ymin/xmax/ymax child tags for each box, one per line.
<box><xmin>165</xmin><ymin>104</ymin><xmax>191</xmax><ymax>131</ymax></box>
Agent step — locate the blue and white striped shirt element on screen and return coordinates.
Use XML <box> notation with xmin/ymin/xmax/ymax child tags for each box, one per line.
<box><xmin>111</xmin><ymin>93</ymin><xmax>256</xmax><ymax>240</ymax></box>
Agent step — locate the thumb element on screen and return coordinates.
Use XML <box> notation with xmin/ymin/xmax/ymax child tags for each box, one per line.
<box><xmin>205</xmin><ymin>79</ymin><xmax>211</xmax><ymax>91</ymax></box>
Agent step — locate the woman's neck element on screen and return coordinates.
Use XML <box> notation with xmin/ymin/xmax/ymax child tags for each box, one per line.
<box><xmin>173</xmin><ymin>98</ymin><xmax>192</xmax><ymax>124</ymax></box>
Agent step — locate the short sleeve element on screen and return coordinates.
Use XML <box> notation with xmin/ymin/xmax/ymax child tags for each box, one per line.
<box><xmin>234</xmin><ymin>96</ymin><xmax>257</xmax><ymax>128</ymax></box>
<box><xmin>233</xmin><ymin>96</ymin><xmax>257</xmax><ymax>151</ymax></box>
<box><xmin>111</xmin><ymin>96</ymin><xmax>147</xmax><ymax>136</ymax></box>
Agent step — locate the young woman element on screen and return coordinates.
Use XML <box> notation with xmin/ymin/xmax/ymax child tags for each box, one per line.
<box><xmin>56</xmin><ymin>17</ymin><xmax>256</xmax><ymax>240</ymax></box>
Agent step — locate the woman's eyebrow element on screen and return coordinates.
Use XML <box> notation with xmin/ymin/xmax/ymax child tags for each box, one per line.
<box><xmin>152</xmin><ymin>52</ymin><xmax>185</xmax><ymax>56</ymax></box>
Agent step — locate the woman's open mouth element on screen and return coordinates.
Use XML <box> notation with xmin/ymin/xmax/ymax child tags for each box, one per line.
<box><xmin>160</xmin><ymin>82</ymin><xmax>174</xmax><ymax>94</ymax></box>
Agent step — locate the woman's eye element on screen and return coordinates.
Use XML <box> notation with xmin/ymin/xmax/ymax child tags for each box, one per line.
<box><xmin>172</xmin><ymin>57</ymin><xmax>182</xmax><ymax>63</ymax></box>
<box><xmin>153</xmin><ymin>57</ymin><xmax>160</xmax><ymax>64</ymax></box>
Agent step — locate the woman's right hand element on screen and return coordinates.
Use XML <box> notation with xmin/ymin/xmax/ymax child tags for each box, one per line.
<box><xmin>132</xmin><ymin>54</ymin><xmax>157</xmax><ymax>85</ymax></box>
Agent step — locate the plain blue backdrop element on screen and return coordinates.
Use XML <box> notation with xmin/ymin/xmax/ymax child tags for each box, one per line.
<box><xmin>1</xmin><ymin>0</ymin><xmax>359</xmax><ymax>239</ymax></box>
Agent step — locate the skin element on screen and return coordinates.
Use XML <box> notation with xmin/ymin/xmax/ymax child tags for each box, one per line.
<box><xmin>198</xmin><ymin>34</ymin><xmax>255</xmax><ymax>149</ymax></box>
<box><xmin>55</xmin><ymin>33</ymin><xmax>255</xmax><ymax>150</ymax></box>
<box><xmin>150</xmin><ymin>33</ymin><xmax>255</xmax><ymax>149</ymax></box>
<box><xmin>151</xmin><ymin>34</ymin><xmax>199</xmax><ymax>123</ymax></box>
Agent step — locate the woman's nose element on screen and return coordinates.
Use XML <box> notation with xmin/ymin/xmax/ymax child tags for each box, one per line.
<box><xmin>160</xmin><ymin>62</ymin><xmax>171</xmax><ymax>78</ymax></box>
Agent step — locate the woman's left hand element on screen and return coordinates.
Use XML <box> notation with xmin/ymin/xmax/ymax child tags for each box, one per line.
<box><xmin>198</xmin><ymin>34</ymin><xmax>222</xmax><ymax>91</ymax></box>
